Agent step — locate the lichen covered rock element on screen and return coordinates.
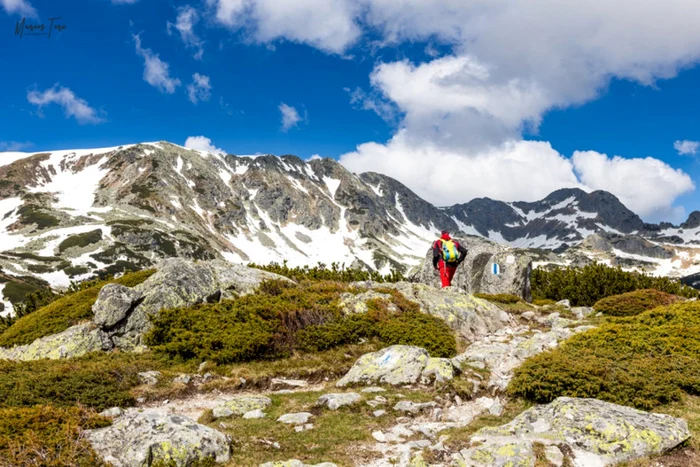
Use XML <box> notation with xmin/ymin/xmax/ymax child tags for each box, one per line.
<box><xmin>421</xmin><ymin>357</ymin><xmax>455</xmax><ymax>384</ymax></box>
<box><xmin>86</xmin><ymin>411</ymin><xmax>231</xmax><ymax>467</ymax></box>
<box><xmin>347</xmin><ymin>282</ymin><xmax>512</xmax><ymax>342</ymax></box>
<box><xmin>212</xmin><ymin>395</ymin><xmax>272</xmax><ymax>419</ymax></box>
<box><xmin>92</xmin><ymin>284</ymin><xmax>142</xmax><ymax>329</ymax></box>
<box><xmin>0</xmin><ymin>322</ymin><xmax>103</xmax><ymax>361</ymax></box>
<box><xmin>337</xmin><ymin>345</ymin><xmax>430</xmax><ymax>387</ymax></box>
<box><xmin>455</xmin><ymin>397</ymin><xmax>690</xmax><ymax>466</ymax></box>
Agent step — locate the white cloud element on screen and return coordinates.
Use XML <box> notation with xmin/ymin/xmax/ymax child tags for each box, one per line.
<box><xmin>111</xmin><ymin>0</ymin><xmax>138</xmax><ymax>3</ymax></box>
<box><xmin>208</xmin><ymin>0</ymin><xmax>361</xmax><ymax>54</ymax></box>
<box><xmin>1</xmin><ymin>0</ymin><xmax>36</xmax><ymax>16</ymax></box>
<box><xmin>674</xmin><ymin>140</ymin><xmax>700</xmax><ymax>156</ymax></box>
<box><xmin>572</xmin><ymin>150</ymin><xmax>694</xmax><ymax>221</ymax></box>
<box><xmin>187</xmin><ymin>73</ymin><xmax>212</xmax><ymax>104</ymax></box>
<box><xmin>306</xmin><ymin>154</ymin><xmax>322</xmax><ymax>161</ymax></box>
<box><xmin>0</xmin><ymin>141</ymin><xmax>32</xmax><ymax>151</ymax></box>
<box><xmin>134</xmin><ymin>34</ymin><xmax>181</xmax><ymax>94</ymax></box>
<box><xmin>279</xmin><ymin>103</ymin><xmax>302</xmax><ymax>131</ymax></box>
<box><xmin>168</xmin><ymin>5</ymin><xmax>205</xmax><ymax>60</ymax></box>
<box><xmin>207</xmin><ymin>0</ymin><xmax>700</xmax><ymax>220</ymax></box>
<box><xmin>184</xmin><ymin>136</ymin><xmax>226</xmax><ymax>154</ymax></box>
<box><xmin>27</xmin><ymin>85</ymin><xmax>105</xmax><ymax>124</ymax></box>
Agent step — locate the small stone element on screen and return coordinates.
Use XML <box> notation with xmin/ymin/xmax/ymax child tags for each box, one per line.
<box><xmin>198</xmin><ymin>361</ymin><xmax>210</xmax><ymax>373</ymax></box>
<box><xmin>521</xmin><ymin>311</ymin><xmax>536</xmax><ymax>320</ymax></box>
<box><xmin>316</xmin><ymin>393</ymin><xmax>362</xmax><ymax>410</ymax></box>
<box><xmin>243</xmin><ymin>409</ymin><xmax>266</xmax><ymax>419</ymax></box>
<box><xmin>372</xmin><ymin>431</ymin><xmax>387</xmax><ymax>443</ymax></box>
<box><xmin>545</xmin><ymin>445</ymin><xmax>564</xmax><ymax>467</ymax></box>
<box><xmin>556</xmin><ymin>299</ymin><xmax>571</xmax><ymax>308</ymax></box>
<box><xmin>277</xmin><ymin>412</ymin><xmax>313</xmax><ymax>425</ymax></box>
<box><xmin>136</xmin><ymin>397</ymin><xmax>146</xmax><ymax>404</ymax></box>
<box><xmin>137</xmin><ymin>371</ymin><xmax>161</xmax><ymax>386</ymax></box>
<box><xmin>489</xmin><ymin>403</ymin><xmax>504</xmax><ymax>416</ymax></box>
<box><xmin>361</xmin><ymin>387</ymin><xmax>386</xmax><ymax>393</ymax></box>
<box><xmin>239</xmin><ymin>377</ymin><xmax>247</xmax><ymax>385</ymax></box>
<box><xmin>173</xmin><ymin>374</ymin><xmax>192</xmax><ymax>385</ymax></box>
<box><xmin>393</xmin><ymin>400</ymin><xmax>438</xmax><ymax>415</ymax></box>
<box><xmin>465</xmin><ymin>361</ymin><xmax>486</xmax><ymax>370</ymax></box>
<box><xmin>99</xmin><ymin>407</ymin><xmax>124</xmax><ymax>418</ymax></box>
<box><xmin>373</xmin><ymin>410</ymin><xmax>387</xmax><ymax>417</ymax></box>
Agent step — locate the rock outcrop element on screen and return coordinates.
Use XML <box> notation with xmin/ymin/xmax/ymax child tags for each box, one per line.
<box><xmin>412</xmin><ymin>237</ymin><xmax>533</xmax><ymax>301</ymax></box>
<box><xmin>455</xmin><ymin>397</ymin><xmax>691</xmax><ymax>466</ymax></box>
<box><xmin>338</xmin><ymin>345</ymin><xmax>453</xmax><ymax>387</ymax></box>
<box><xmin>212</xmin><ymin>395</ymin><xmax>272</xmax><ymax>419</ymax></box>
<box><xmin>97</xmin><ymin>258</ymin><xmax>292</xmax><ymax>351</ymax></box>
<box><xmin>344</xmin><ymin>282</ymin><xmax>513</xmax><ymax>342</ymax></box>
<box><xmin>0</xmin><ymin>258</ymin><xmax>291</xmax><ymax>361</ymax></box>
<box><xmin>86</xmin><ymin>411</ymin><xmax>231</xmax><ymax>467</ymax></box>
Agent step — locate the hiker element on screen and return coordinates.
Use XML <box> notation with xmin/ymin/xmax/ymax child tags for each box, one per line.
<box><xmin>432</xmin><ymin>230</ymin><xmax>467</xmax><ymax>288</ymax></box>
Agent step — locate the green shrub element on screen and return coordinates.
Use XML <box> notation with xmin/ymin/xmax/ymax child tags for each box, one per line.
<box><xmin>145</xmin><ymin>280</ymin><xmax>457</xmax><ymax>363</ymax></box>
<box><xmin>0</xmin><ymin>269</ymin><xmax>155</xmax><ymax>347</ymax></box>
<box><xmin>249</xmin><ymin>260</ymin><xmax>406</xmax><ymax>283</ymax></box>
<box><xmin>0</xmin><ymin>352</ymin><xmax>162</xmax><ymax>411</ymax></box>
<box><xmin>473</xmin><ymin>293</ymin><xmax>522</xmax><ymax>304</ymax></box>
<box><xmin>1</xmin><ymin>280</ymin><xmax>44</xmax><ymax>304</ymax></box>
<box><xmin>0</xmin><ymin>405</ymin><xmax>110</xmax><ymax>467</ymax></box>
<box><xmin>531</xmin><ymin>263</ymin><xmax>699</xmax><ymax>306</ymax></box>
<box><xmin>593</xmin><ymin>289</ymin><xmax>682</xmax><ymax>317</ymax></box>
<box><xmin>58</xmin><ymin>229</ymin><xmax>103</xmax><ymax>253</ymax></box>
<box><xmin>508</xmin><ymin>301</ymin><xmax>700</xmax><ymax>410</ymax></box>
<box><xmin>532</xmin><ymin>299</ymin><xmax>556</xmax><ymax>307</ymax></box>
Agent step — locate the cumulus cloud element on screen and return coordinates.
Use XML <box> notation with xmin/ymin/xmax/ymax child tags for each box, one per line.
<box><xmin>134</xmin><ymin>34</ymin><xmax>181</xmax><ymax>94</ymax></box>
<box><xmin>184</xmin><ymin>136</ymin><xmax>226</xmax><ymax>154</ymax></box>
<box><xmin>1</xmin><ymin>0</ymin><xmax>36</xmax><ymax>16</ymax></box>
<box><xmin>674</xmin><ymin>140</ymin><xmax>700</xmax><ymax>156</ymax></box>
<box><xmin>572</xmin><ymin>150</ymin><xmax>694</xmax><ymax>221</ymax></box>
<box><xmin>187</xmin><ymin>73</ymin><xmax>212</xmax><ymax>104</ymax></box>
<box><xmin>208</xmin><ymin>0</ymin><xmax>361</xmax><ymax>54</ymax></box>
<box><xmin>168</xmin><ymin>5</ymin><xmax>205</xmax><ymax>60</ymax></box>
<box><xmin>27</xmin><ymin>85</ymin><xmax>105</xmax><ymax>124</ymax></box>
<box><xmin>208</xmin><ymin>0</ymin><xmax>700</xmax><ymax>220</ymax></box>
<box><xmin>279</xmin><ymin>103</ymin><xmax>302</xmax><ymax>131</ymax></box>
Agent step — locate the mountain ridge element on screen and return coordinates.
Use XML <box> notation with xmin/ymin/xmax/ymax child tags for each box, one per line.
<box><xmin>1</xmin><ymin>141</ymin><xmax>699</xmax><ymax>312</ymax></box>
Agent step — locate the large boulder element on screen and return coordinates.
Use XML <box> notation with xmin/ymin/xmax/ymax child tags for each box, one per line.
<box><xmin>413</xmin><ymin>236</ymin><xmax>533</xmax><ymax>301</ymax></box>
<box><xmin>345</xmin><ymin>282</ymin><xmax>512</xmax><ymax>342</ymax></box>
<box><xmin>455</xmin><ymin>397</ymin><xmax>690</xmax><ymax>466</ymax></box>
<box><xmin>86</xmin><ymin>411</ymin><xmax>231</xmax><ymax>467</ymax></box>
<box><xmin>0</xmin><ymin>322</ymin><xmax>103</xmax><ymax>361</ymax></box>
<box><xmin>337</xmin><ymin>345</ymin><xmax>431</xmax><ymax>387</ymax></box>
<box><xmin>96</xmin><ymin>258</ymin><xmax>292</xmax><ymax>351</ymax></box>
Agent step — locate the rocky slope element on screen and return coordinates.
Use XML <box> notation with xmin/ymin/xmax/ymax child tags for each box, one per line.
<box><xmin>2</xmin><ymin>142</ymin><xmax>700</xmax><ymax>313</ymax></box>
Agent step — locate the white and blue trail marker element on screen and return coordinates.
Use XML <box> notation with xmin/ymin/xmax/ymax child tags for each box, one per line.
<box><xmin>492</xmin><ymin>263</ymin><xmax>501</xmax><ymax>275</ymax></box>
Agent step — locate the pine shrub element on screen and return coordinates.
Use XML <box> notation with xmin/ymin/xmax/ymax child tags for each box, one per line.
<box><xmin>0</xmin><ymin>405</ymin><xmax>110</xmax><ymax>467</ymax></box>
<box><xmin>531</xmin><ymin>263</ymin><xmax>699</xmax><ymax>306</ymax></box>
<box><xmin>508</xmin><ymin>301</ymin><xmax>700</xmax><ymax>410</ymax></box>
<box><xmin>145</xmin><ymin>280</ymin><xmax>457</xmax><ymax>363</ymax></box>
<box><xmin>593</xmin><ymin>289</ymin><xmax>682</xmax><ymax>317</ymax></box>
<box><xmin>249</xmin><ymin>260</ymin><xmax>406</xmax><ymax>283</ymax></box>
<box><xmin>473</xmin><ymin>293</ymin><xmax>522</xmax><ymax>304</ymax></box>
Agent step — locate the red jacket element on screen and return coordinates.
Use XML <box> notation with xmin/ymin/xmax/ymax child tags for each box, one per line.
<box><xmin>432</xmin><ymin>234</ymin><xmax>468</xmax><ymax>269</ymax></box>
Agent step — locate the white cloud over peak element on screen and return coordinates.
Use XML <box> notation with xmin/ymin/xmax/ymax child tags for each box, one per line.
<box><xmin>134</xmin><ymin>34</ymin><xmax>182</xmax><ymax>94</ymax></box>
<box><xmin>0</xmin><ymin>141</ymin><xmax>32</xmax><ymax>151</ymax></box>
<box><xmin>184</xmin><ymin>136</ymin><xmax>225</xmax><ymax>154</ymax></box>
<box><xmin>572</xmin><ymin>151</ymin><xmax>694</xmax><ymax>221</ymax></box>
<box><xmin>27</xmin><ymin>85</ymin><xmax>105</xmax><ymax>124</ymax></box>
<box><xmin>279</xmin><ymin>103</ymin><xmax>302</xmax><ymax>131</ymax></box>
<box><xmin>187</xmin><ymin>73</ymin><xmax>212</xmax><ymax>104</ymax></box>
<box><xmin>1</xmin><ymin>0</ymin><xmax>35</xmax><ymax>16</ymax></box>
<box><xmin>674</xmin><ymin>140</ymin><xmax>700</xmax><ymax>156</ymax></box>
<box><xmin>168</xmin><ymin>5</ymin><xmax>205</xmax><ymax>60</ymax></box>
<box><xmin>207</xmin><ymin>0</ymin><xmax>700</xmax><ymax>220</ymax></box>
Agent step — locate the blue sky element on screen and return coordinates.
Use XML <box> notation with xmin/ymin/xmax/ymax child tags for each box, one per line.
<box><xmin>2</xmin><ymin>0</ymin><xmax>700</xmax><ymax>223</ymax></box>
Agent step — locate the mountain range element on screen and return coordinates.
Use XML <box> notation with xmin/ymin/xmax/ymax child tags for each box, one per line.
<box><xmin>1</xmin><ymin>141</ymin><xmax>699</xmax><ymax>314</ymax></box>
